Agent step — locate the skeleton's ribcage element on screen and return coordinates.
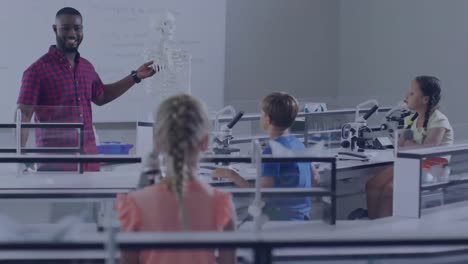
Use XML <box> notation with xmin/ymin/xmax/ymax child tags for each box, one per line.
<box><xmin>144</xmin><ymin>50</ymin><xmax>191</xmax><ymax>102</ymax></box>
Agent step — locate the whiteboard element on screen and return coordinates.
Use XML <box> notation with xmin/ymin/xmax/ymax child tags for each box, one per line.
<box><xmin>0</xmin><ymin>0</ymin><xmax>226</xmax><ymax>122</ymax></box>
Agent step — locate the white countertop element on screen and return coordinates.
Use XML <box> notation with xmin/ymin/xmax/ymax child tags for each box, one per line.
<box><xmin>0</xmin><ymin>150</ymin><xmax>394</xmax><ymax>195</ymax></box>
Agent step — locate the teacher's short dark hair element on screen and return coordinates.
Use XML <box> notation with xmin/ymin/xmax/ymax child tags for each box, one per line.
<box><xmin>56</xmin><ymin>7</ymin><xmax>82</xmax><ymax>18</ymax></box>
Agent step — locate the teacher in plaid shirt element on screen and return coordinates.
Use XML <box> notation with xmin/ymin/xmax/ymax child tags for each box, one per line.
<box><xmin>17</xmin><ymin>7</ymin><xmax>159</xmax><ymax>171</ymax></box>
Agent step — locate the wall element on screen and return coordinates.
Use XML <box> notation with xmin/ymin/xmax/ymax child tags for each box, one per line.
<box><xmin>338</xmin><ymin>0</ymin><xmax>468</xmax><ymax>135</ymax></box>
<box><xmin>224</xmin><ymin>0</ymin><xmax>340</xmax><ymax>112</ymax></box>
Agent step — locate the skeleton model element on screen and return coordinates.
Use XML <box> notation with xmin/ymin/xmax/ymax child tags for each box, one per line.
<box><xmin>143</xmin><ymin>11</ymin><xmax>191</xmax><ymax>98</ymax></box>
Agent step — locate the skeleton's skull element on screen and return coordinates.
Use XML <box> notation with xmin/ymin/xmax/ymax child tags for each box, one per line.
<box><xmin>157</xmin><ymin>11</ymin><xmax>176</xmax><ymax>40</ymax></box>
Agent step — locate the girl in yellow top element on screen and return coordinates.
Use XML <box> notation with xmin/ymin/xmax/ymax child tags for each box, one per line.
<box><xmin>366</xmin><ymin>76</ymin><xmax>453</xmax><ymax>219</ymax></box>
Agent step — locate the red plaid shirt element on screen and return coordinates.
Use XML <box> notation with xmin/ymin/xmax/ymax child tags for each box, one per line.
<box><xmin>17</xmin><ymin>46</ymin><xmax>105</xmax><ymax>171</ymax></box>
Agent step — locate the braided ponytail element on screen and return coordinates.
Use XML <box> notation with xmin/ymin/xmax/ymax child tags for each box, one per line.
<box><xmin>423</xmin><ymin>97</ymin><xmax>433</xmax><ymax>131</ymax></box>
<box><xmin>153</xmin><ymin>94</ymin><xmax>210</xmax><ymax>230</ymax></box>
<box><xmin>168</xmin><ymin>99</ymin><xmax>190</xmax><ymax>229</ymax></box>
<box><xmin>414</xmin><ymin>76</ymin><xmax>441</xmax><ymax>143</ymax></box>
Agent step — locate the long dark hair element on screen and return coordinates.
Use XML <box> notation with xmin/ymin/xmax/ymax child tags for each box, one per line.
<box><xmin>414</xmin><ymin>76</ymin><xmax>442</xmax><ymax>132</ymax></box>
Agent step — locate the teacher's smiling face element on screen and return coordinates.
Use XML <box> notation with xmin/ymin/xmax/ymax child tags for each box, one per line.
<box><xmin>53</xmin><ymin>14</ymin><xmax>83</xmax><ymax>53</ymax></box>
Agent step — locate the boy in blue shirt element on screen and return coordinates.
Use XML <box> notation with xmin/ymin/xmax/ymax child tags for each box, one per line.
<box><xmin>212</xmin><ymin>92</ymin><xmax>313</xmax><ymax>220</ymax></box>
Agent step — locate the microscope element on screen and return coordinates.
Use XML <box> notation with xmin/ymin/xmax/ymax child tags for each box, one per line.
<box><xmin>212</xmin><ymin>106</ymin><xmax>245</xmax><ymax>155</ymax></box>
<box><xmin>137</xmin><ymin>151</ymin><xmax>163</xmax><ymax>188</ymax></box>
<box><xmin>369</xmin><ymin>102</ymin><xmax>414</xmax><ymax>149</ymax></box>
<box><xmin>340</xmin><ymin>100</ymin><xmax>380</xmax><ymax>153</ymax></box>
<box><xmin>342</xmin><ymin>101</ymin><xmax>415</xmax><ymax>152</ymax></box>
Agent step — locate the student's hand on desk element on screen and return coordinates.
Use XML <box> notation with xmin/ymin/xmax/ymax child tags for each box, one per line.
<box><xmin>211</xmin><ymin>168</ymin><xmax>236</xmax><ymax>180</ymax></box>
<box><xmin>211</xmin><ymin>167</ymin><xmax>252</xmax><ymax>188</ymax></box>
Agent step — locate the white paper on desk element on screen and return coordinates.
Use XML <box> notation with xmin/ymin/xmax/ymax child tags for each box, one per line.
<box><xmin>366</xmin><ymin>150</ymin><xmax>394</xmax><ymax>161</ymax></box>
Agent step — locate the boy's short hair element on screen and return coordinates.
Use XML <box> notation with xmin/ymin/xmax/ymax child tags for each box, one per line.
<box><xmin>261</xmin><ymin>92</ymin><xmax>299</xmax><ymax>129</ymax></box>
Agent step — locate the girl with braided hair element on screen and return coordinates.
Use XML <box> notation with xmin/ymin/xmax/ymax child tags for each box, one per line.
<box><xmin>117</xmin><ymin>94</ymin><xmax>236</xmax><ymax>264</ymax></box>
<box><xmin>366</xmin><ymin>76</ymin><xmax>453</xmax><ymax>219</ymax></box>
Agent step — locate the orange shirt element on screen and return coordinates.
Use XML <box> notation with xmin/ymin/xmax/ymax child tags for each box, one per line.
<box><xmin>116</xmin><ymin>180</ymin><xmax>234</xmax><ymax>264</ymax></box>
